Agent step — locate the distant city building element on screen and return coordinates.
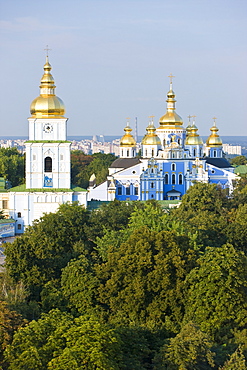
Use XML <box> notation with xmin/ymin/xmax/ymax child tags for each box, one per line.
<box><xmin>222</xmin><ymin>144</ymin><xmax>242</xmax><ymax>155</ymax></box>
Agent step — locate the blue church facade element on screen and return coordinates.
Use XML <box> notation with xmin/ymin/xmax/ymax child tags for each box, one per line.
<box><xmin>87</xmin><ymin>79</ymin><xmax>237</xmax><ymax>202</ymax></box>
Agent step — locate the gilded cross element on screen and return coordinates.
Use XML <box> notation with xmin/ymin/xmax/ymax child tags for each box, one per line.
<box><xmin>168</xmin><ymin>73</ymin><xmax>175</xmax><ymax>84</ymax></box>
<box><xmin>44</xmin><ymin>45</ymin><xmax>52</xmax><ymax>57</ymax></box>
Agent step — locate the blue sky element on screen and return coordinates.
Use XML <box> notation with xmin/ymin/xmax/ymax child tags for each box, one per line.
<box><xmin>0</xmin><ymin>0</ymin><xmax>246</xmax><ymax>137</ymax></box>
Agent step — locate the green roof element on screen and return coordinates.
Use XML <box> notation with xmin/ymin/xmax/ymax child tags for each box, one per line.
<box><xmin>0</xmin><ymin>219</ymin><xmax>15</xmax><ymax>224</ymax></box>
<box><xmin>234</xmin><ymin>165</ymin><xmax>247</xmax><ymax>175</ymax></box>
<box><xmin>9</xmin><ymin>184</ymin><xmax>86</xmax><ymax>193</ymax></box>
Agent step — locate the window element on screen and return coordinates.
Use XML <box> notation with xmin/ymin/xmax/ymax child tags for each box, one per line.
<box><xmin>60</xmin><ymin>154</ymin><xmax>64</xmax><ymax>160</ymax></box>
<box><xmin>179</xmin><ymin>174</ymin><xmax>183</xmax><ymax>185</ymax></box>
<box><xmin>2</xmin><ymin>200</ymin><xmax>8</xmax><ymax>209</ymax></box>
<box><xmin>33</xmin><ymin>154</ymin><xmax>36</xmax><ymax>160</ymax></box>
<box><xmin>165</xmin><ymin>174</ymin><xmax>169</xmax><ymax>184</ymax></box>
<box><xmin>151</xmin><ymin>168</ymin><xmax>154</xmax><ymax>173</ymax></box>
<box><xmin>193</xmin><ymin>149</ymin><xmax>196</xmax><ymax>157</ymax></box>
<box><xmin>213</xmin><ymin>150</ymin><xmax>217</xmax><ymax>158</ymax></box>
<box><xmin>172</xmin><ymin>174</ymin><xmax>176</xmax><ymax>185</ymax></box>
<box><xmin>134</xmin><ymin>187</ymin><xmax>138</xmax><ymax>195</ymax></box>
<box><xmin>132</xmin><ymin>150</ymin><xmax>135</xmax><ymax>157</ymax></box>
<box><xmin>145</xmin><ymin>150</ymin><xmax>147</xmax><ymax>157</ymax></box>
<box><xmin>126</xmin><ymin>186</ymin><xmax>130</xmax><ymax>195</ymax></box>
<box><xmin>171</xmin><ymin>163</ymin><xmax>176</xmax><ymax>171</ymax></box>
<box><xmin>152</xmin><ymin>149</ymin><xmax>154</xmax><ymax>157</ymax></box>
<box><xmin>151</xmin><ymin>182</ymin><xmax>155</xmax><ymax>189</ymax></box>
<box><xmin>44</xmin><ymin>156</ymin><xmax>52</xmax><ymax>172</ymax></box>
<box><xmin>178</xmin><ymin>138</ymin><xmax>181</xmax><ymax>145</ymax></box>
<box><xmin>17</xmin><ymin>212</ymin><xmax>21</xmax><ymax>218</ymax></box>
<box><xmin>117</xmin><ymin>187</ymin><xmax>122</xmax><ymax>195</ymax></box>
<box><xmin>17</xmin><ymin>224</ymin><xmax>22</xmax><ymax>230</ymax></box>
<box><xmin>121</xmin><ymin>150</ymin><xmax>123</xmax><ymax>157</ymax></box>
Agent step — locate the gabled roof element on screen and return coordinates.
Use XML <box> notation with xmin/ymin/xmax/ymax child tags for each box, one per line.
<box><xmin>110</xmin><ymin>157</ymin><xmax>141</xmax><ymax>169</ymax></box>
<box><xmin>205</xmin><ymin>157</ymin><xmax>232</xmax><ymax>168</ymax></box>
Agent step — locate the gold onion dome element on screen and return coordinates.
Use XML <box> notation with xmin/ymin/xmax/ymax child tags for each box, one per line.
<box><xmin>159</xmin><ymin>76</ymin><xmax>183</xmax><ymax>127</ymax></box>
<box><xmin>120</xmin><ymin>122</ymin><xmax>136</xmax><ymax>147</ymax></box>
<box><xmin>206</xmin><ymin>119</ymin><xmax>223</xmax><ymax>147</ymax></box>
<box><xmin>185</xmin><ymin>121</ymin><xmax>203</xmax><ymax>145</ymax></box>
<box><xmin>30</xmin><ymin>56</ymin><xmax>65</xmax><ymax>118</ymax></box>
<box><xmin>141</xmin><ymin>121</ymin><xmax>161</xmax><ymax>145</ymax></box>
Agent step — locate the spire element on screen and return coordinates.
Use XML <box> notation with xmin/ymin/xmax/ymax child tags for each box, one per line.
<box><xmin>120</xmin><ymin>119</ymin><xmax>136</xmax><ymax>147</ymax></box>
<box><xmin>185</xmin><ymin>116</ymin><xmax>203</xmax><ymax>145</ymax></box>
<box><xmin>30</xmin><ymin>55</ymin><xmax>65</xmax><ymax>118</ymax></box>
<box><xmin>159</xmin><ymin>74</ymin><xmax>183</xmax><ymax>126</ymax></box>
<box><xmin>206</xmin><ymin>117</ymin><xmax>223</xmax><ymax>147</ymax></box>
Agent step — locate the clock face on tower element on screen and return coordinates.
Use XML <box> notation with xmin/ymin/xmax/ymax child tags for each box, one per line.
<box><xmin>43</xmin><ymin>123</ymin><xmax>53</xmax><ymax>133</ymax></box>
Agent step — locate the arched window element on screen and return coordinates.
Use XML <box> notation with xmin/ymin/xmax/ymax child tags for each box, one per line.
<box><xmin>145</xmin><ymin>150</ymin><xmax>147</xmax><ymax>157</ymax></box>
<box><xmin>121</xmin><ymin>150</ymin><xmax>123</xmax><ymax>157</ymax></box>
<box><xmin>45</xmin><ymin>157</ymin><xmax>52</xmax><ymax>172</ymax></box>
<box><xmin>127</xmin><ymin>150</ymin><xmax>129</xmax><ymax>157</ymax></box>
<box><xmin>193</xmin><ymin>149</ymin><xmax>196</xmax><ymax>157</ymax></box>
<box><xmin>178</xmin><ymin>138</ymin><xmax>181</xmax><ymax>145</ymax></box>
<box><xmin>171</xmin><ymin>163</ymin><xmax>176</xmax><ymax>171</ymax></box>
<box><xmin>165</xmin><ymin>174</ymin><xmax>169</xmax><ymax>184</ymax></box>
<box><xmin>151</xmin><ymin>182</ymin><xmax>155</xmax><ymax>188</ymax></box>
<box><xmin>213</xmin><ymin>150</ymin><xmax>217</xmax><ymax>158</ymax></box>
<box><xmin>132</xmin><ymin>150</ymin><xmax>135</xmax><ymax>157</ymax></box>
<box><xmin>179</xmin><ymin>174</ymin><xmax>183</xmax><ymax>185</ymax></box>
<box><xmin>152</xmin><ymin>149</ymin><xmax>154</xmax><ymax>157</ymax></box>
<box><xmin>172</xmin><ymin>174</ymin><xmax>176</xmax><ymax>185</ymax></box>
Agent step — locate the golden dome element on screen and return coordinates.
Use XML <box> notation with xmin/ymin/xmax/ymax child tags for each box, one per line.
<box><xmin>30</xmin><ymin>57</ymin><xmax>65</xmax><ymax>118</ymax></box>
<box><xmin>120</xmin><ymin>122</ymin><xmax>136</xmax><ymax>147</ymax></box>
<box><xmin>142</xmin><ymin>121</ymin><xmax>161</xmax><ymax>145</ymax></box>
<box><xmin>185</xmin><ymin>122</ymin><xmax>203</xmax><ymax>145</ymax></box>
<box><xmin>158</xmin><ymin>79</ymin><xmax>183</xmax><ymax>127</ymax></box>
<box><xmin>206</xmin><ymin>119</ymin><xmax>222</xmax><ymax>147</ymax></box>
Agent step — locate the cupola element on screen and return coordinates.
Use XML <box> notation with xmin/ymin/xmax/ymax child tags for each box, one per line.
<box><xmin>30</xmin><ymin>56</ymin><xmax>65</xmax><ymax>118</ymax></box>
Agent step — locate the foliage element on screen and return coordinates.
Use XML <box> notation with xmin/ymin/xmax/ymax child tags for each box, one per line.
<box><xmin>71</xmin><ymin>151</ymin><xmax>117</xmax><ymax>188</ymax></box>
<box><xmin>183</xmin><ymin>244</ymin><xmax>247</xmax><ymax>342</ymax></box>
<box><xmin>5</xmin><ymin>309</ymin><xmax>122</xmax><ymax>370</ymax></box>
<box><xmin>230</xmin><ymin>155</ymin><xmax>247</xmax><ymax>166</ymax></box>
<box><xmin>0</xmin><ymin>147</ymin><xmax>24</xmax><ymax>187</ymax></box>
<box><xmin>170</xmin><ymin>182</ymin><xmax>229</xmax><ymax>248</ymax></box>
<box><xmin>0</xmin><ymin>301</ymin><xmax>25</xmax><ymax>369</ymax></box>
<box><xmin>219</xmin><ymin>346</ymin><xmax>246</xmax><ymax>370</ymax></box>
<box><xmin>4</xmin><ymin>203</ymin><xmax>89</xmax><ymax>301</ymax></box>
<box><xmin>155</xmin><ymin>322</ymin><xmax>215</xmax><ymax>370</ymax></box>
<box><xmin>63</xmin><ymin>226</ymin><xmax>197</xmax><ymax>332</ymax></box>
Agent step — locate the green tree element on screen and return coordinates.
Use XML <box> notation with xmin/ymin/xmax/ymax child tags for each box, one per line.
<box><xmin>5</xmin><ymin>310</ymin><xmax>122</xmax><ymax>370</ymax></box>
<box><xmin>71</xmin><ymin>152</ymin><xmax>117</xmax><ymax>189</ymax></box>
<box><xmin>0</xmin><ymin>147</ymin><xmax>24</xmax><ymax>187</ymax></box>
<box><xmin>0</xmin><ymin>301</ymin><xmax>25</xmax><ymax>369</ymax></box>
<box><xmin>183</xmin><ymin>244</ymin><xmax>247</xmax><ymax>341</ymax></box>
<box><xmin>230</xmin><ymin>155</ymin><xmax>247</xmax><ymax>166</ymax></box>
<box><xmin>4</xmin><ymin>203</ymin><xmax>89</xmax><ymax>301</ymax></box>
<box><xmin>155</xmin><ymin>322</ymin><xmax>215</xmax><ymax>370</ymax></box>
<box><xmin>219</xmin><ymin>346</ymin><xmax>246</xmax><ymax>370</ymax></box>
<box><xmin>63</xmin><ymin>226</ymin><xmax>197</xmax><ymax>331</ymax></box>
<box><xmin>227</xmin><ymin>203</ymin><xmax>247</xmax><ymax>253</ymax></box>
<box><xmin>71</xmin><ymin>150</ymin><xmax>93</xmax><ymax>186</ymax></box>
<box><xmin>171</xmin><ymin>182</ymin><xmax>229</xmax><ymax>248</ymax></box>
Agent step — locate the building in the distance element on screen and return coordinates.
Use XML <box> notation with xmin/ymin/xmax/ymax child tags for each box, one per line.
<box><xmin>1</xmin><ymin>57</ymin><xmax>87</xmax><ymax>234</ymax></box>
<box><xmin>88</xmin><ymin>78</ymin><xmax>237</xmax><ymax>202</ymax></box>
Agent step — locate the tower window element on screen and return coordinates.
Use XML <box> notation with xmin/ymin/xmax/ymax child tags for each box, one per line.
<box><xmin>127</xmin><ymin>150</ymin><xmax>129</xmax><ymax>157</ymax></box>
<box><xmin>179</xmin><ymin>174</ymin><xmax>183</xmax><ymax>185</ymax></box>
<box><xmin>165</xmin><ymin>174</ymin><xmax>169</xmax><ymax>184</ymax></box>
<box><xmin>152</xmin><ymin>149</ymin><xmax>154</xmax><ymax>157</ymax></box>
<box><xmin>2</xmin><ymin>200</ymin><xmax>8</xmax><ymax>209</ymax></box>
<box><xmin>17</xmin><ymin>224</ymin><xmax>22</xmax><ymax>230</ymax></box>
<box><xmin>45</xmin><ymin>157</ymin><xmax>52</xmax><ymax>172</ymax></box>
<box><xmin>151</xmin><ymin>182</ymin><xmax>155</xmax><ymax>189</ymax></box>
<box><xmin>134</xmin><ymin>187</ymin><xmax>138</xmax><ymax>195</ymax></box>
<box><xmin>172</xmin><ymin>174</ymin><xmax>176</xmax><ymax>185</ymax></box>
<box><xmin>126</xmin><ymin>186</ymin><xmax>130</xmax><ymax>195</ymax></box>
<box><xmin>171</xmin><ymin>163</ymin><xmax>176</xmax><ymax>171</ymax></box>
<box><xmin>117</xmin><ymin>187</ymin><xmax>122</xmax><ymax>195</ymax></box>
<box><xmin>17</xmin><ymin>212</ymin><xmax>21</xmax><ymax>218</ymax></box>
<box><xmin>193</xmin><ymin>149</ymin><xmax>196</xmax><ymax>157</ymax></box>
<box><xmin>213</xmin><ymin>150</ymin><xmax>217</xmax><ymax>158</ymax></box>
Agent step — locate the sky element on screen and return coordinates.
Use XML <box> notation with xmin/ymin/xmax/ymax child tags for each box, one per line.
<box><xmin>0</xmin><ymin>0</ymin><xmax>246</xmax><ymax>138</ymax></box>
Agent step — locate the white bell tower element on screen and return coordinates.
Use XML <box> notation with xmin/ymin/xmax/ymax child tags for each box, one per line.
<box><xmin>25</xmin><ymin>55</ymin><xmax>71</xmax><ymax>189</ymax></box>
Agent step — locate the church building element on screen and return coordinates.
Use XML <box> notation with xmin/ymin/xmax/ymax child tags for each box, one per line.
<box><xmin>5</xmin><ymin>56</ymin><xmax>87</xmax><ymax>234</ymax></box>
<box><xmin>88</xmin><ymin>76</ymin><xmax>237</xmax><ymax>202</ymax></box>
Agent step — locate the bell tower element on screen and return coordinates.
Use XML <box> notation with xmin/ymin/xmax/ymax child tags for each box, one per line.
<box><xmin>25</xmin><ymin>55</ymin><xmax>71</xmax><ymax>189</ymax></box>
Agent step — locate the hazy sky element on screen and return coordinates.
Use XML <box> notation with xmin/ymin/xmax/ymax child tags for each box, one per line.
<box><xmin>0</xmin><ymin>0</ymin><xmax>246</xmax><ymax>138</ymax></box>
